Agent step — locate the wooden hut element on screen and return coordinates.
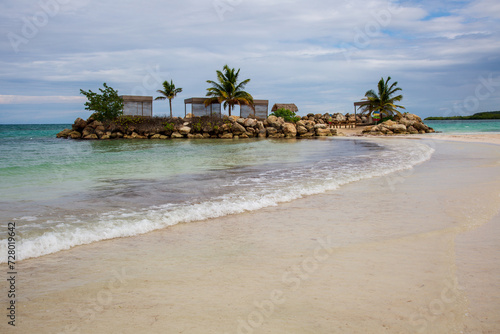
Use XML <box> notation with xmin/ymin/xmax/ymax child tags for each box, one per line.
<box><xmin>184</xmin><ymin>98</ymin><xmax>221</xmax><ymax>117</ymax></box>
<box><xmin>271</xmin><ymin>103</ymin><xmax>298</xmax><ymax>113</ymax></box>
<box><xmin>120</xmin><ymin>95</ymin><xmax>153</xmax><ymax>117</ymax></box>
<box><xmin>240</xmin><ymin>100</ymin><xmax>269</xmax><ymax>119</ymax></box>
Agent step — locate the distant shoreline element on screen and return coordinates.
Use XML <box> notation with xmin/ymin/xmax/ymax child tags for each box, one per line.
<box><xmin>425</xmin><ymin>111</ymin><xmax>500</xmax><ymax>120</ymax></box>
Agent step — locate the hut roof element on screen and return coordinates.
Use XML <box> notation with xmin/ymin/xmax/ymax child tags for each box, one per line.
<box><xmin>271</xmin><ymin>103</ymin><xmax>298</xmax><ymax>112</ymax></box>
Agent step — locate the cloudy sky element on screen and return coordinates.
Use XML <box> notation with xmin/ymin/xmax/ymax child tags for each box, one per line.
<box><xmin>1</xmin><ymin>0</ymin><xmax>499</xmax><ymax>123</ymax></box>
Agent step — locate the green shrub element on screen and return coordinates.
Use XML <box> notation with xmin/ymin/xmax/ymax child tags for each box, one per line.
<box><xmin>270</xmin><ymin>108</ymin><xmax>301</xmax><ymax>123</ymax></box>
<box><xmin>80</xmin><ymin>83</ymin><xmax>123</xmax><ymax>121</ymax></box>
<box><xmin>163</xmin><ymin>122</ymin><xmax>175</xmax><ymax>132</ymax></box>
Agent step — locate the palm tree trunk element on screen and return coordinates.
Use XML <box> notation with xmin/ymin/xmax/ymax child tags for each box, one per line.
<box><xmin>228</xmin><ymin>104</ymin><xmax>232</xmax><ymax>117</ymax></box>
<box><xmin>169</xmin><ymin>99</ymin><xmax>172</xmax><ymax>118</ymax></box>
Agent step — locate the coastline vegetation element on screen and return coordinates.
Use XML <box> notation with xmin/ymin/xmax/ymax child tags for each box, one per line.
<box><xmin>205</xmin><ymin>65</ymin><xmax>254</xmax><ymax>116</ymax></box>
<box><xmin>79</xmin><ymin>83</ymin><xmax>123</xmax><ymax>121</ymax></box>
<box><xmin>361</xmin><ymin>76</ymin><xmax>405</xmax><ymax>118</ymax></box>
<box><xmin>269</xmin><ymin>108</ymin><xmax>301</xmax><ymax>123</ymax></box>
<box><xmin>155</xmin><ymin>80</ymin><xmax>182</xmax><ymax>118</ymax></box>
<box><xmin>425</xmin><ymin>111</ymin><xmax>500</xmax><ymax>120</ymax></box>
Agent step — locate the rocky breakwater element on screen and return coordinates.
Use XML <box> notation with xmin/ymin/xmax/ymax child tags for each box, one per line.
<box><xmin>56</xmin><ymin>114</ymin><xmax>338</xmax><ymax>140</ymax></box>
<box><xmin>362</xmin><ymin>113</ymin><xmax>435</xmax><ymax>135</ymax></box>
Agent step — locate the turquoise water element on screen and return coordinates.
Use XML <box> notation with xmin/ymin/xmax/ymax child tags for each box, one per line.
<box><xmin>0</xmin><ymin>124</ymin><xmax>434</xmax><ymax>262</ymax></box>
<box><xmin>424</xmin><ymin>119</ymin><xmax>500</xmax><ymax>134</ymax></box>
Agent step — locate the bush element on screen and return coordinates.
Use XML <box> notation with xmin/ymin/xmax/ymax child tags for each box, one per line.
<box><xmin>270</xmin><ymin>108</ymin><xmax>301</xmax><ymax>123</ymax></box>
<box><xmin>80</xmin><ymin>83</ymin><xmax>124</xmax><ymax>121</ymax></box>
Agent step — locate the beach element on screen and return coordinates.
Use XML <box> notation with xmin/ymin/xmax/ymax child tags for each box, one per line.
<box><xmin>1</xmin><ymin>135</ymin><xmax>499</xmax><ymax>334</ymax></box>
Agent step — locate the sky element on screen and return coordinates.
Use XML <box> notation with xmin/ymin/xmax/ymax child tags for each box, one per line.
<box><xmin>0</xmin><ymin>0</ymin><xmax>499</xmax><ymax>124</ymax></box>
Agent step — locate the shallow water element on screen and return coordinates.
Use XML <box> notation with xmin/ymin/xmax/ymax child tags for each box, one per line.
<box><xmin>0</xmin><ymin>124</ymin><xmax>434</xmax><ymax>261</ymax></box>
<box><xmin>424</xmin><ymin>119</ymin><xmax>500</xmax><ymax>133</ymax></box>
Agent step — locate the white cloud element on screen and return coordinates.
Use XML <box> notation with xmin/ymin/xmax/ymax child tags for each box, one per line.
<box><xmin>0</xmin><ymin>95</ymin><xmax>85</xmax><ymax>104</ymax></box>
<box><xmin>0</xmin><ymin>0</ymin><xmax>499</xmax><ymax>122</ymax></box>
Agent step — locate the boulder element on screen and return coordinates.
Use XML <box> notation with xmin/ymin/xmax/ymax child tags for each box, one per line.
<box><xmin>267</xmin><ymin>115</ymin><xmax>283</xmax><ymax>129</ymax></box>
<box><xmin>297</xmin><ymin>125</ymin><xmax>308</xmax><ymax>135</ymax></box>
<box><xmin>257</xmin><ymin>121</ymin><xmax>265</xmax><ymax>131</ymax></box>
<box><xmin>83</xmin><ymin>134</ymin><xmax>98</xmax><ymax>140</ymax></box>
<box><xmin>82</xmin><ymin>126</ymin><xmax>95</xmax><ymax>137</ymax></box>
<box><xmin>107</xmin><ymin>123</ymin><xmax>120</xmax><ymax>132</ymax></box>
<box><xmin>130</xmin><ymin>132</ymin><xmax>147</xmax><ymax>139</ymax></box>
<box><xmin>407</xmin><ymin>126</ymin><xmax>419</xmax><ymax>134</ymax></box>
<box><xmin>88</xmin><ymin>120</ymin><xmax>103</xmax><ymax>128</ymax></box>
<box><xmin>185</xmin><ymin>113</ymin><xmax>193</xmax><ymax>119</ymax></box>
<box><xmin>57</xmin><ymin>128</ymin><xmax>72</xmax><ymax>138</ymax></box>
<box><xmin>296</xmin><ymin>120</ymin><xmax>306</xmax><ymax>127</ymax></box>
<box><xmin>314</xmin><ymin>123</ymin><xmax>327</xmax><ymax>129</ymax></box>
<box><xmin>382</xmin><ymin>120</ymin><xmax>397</xmax><ymax>128</ymax></box>
<box><xmin>150</xmin><ymin>134</ymin><xmax>162</xmax><ymax>139</ymax></box>
<box><xmin>266</xmin><ymin>127</ymin><xmax>278</xmax><ymax>136</ymax></box>
<box><xmin>315</xmin><ymin>128</ymin><xmax>331</xmax><ymax>136</ymax></box>
<box><xmin>171</xmin><ymin>132</ymin><xmax>183</xmax><ymax>138</ymax></box>
<box><xmin>179</xmin><ymin>126</ymin><xmax>191</xmax><ymax>135</ymax></box>
<box><xmin>231</xmin><ymin>122</ymin><xmax>246</xmax><ymax>135</ymax></box>
<box><xmin>333</xmin><ymin>113</ymin><xmax>345</xmax><ymax>122</ymax></box>
<box><xmin>391</xmin><ymin>124</ymin><xmax>407</xmax><ymax>134</ymax></box>
<box><xmin>283</xmin><ymin>123</ymin><xmax>297</xmax><ymax>138</ymax></box>
<box><xmin>236</xmin><ymin>118</ymin><xmax>246</xmax><ymax>126</ymax></box>
<box><xmin>258</xmin><ymin>129</ymin><xmax>267</xmax><ymax>138</ymax></box>
<box><xmin>220</xmin><ymin>133</ymin><xmax>233</xmax><ymax>139</ymax></box>
<box><xmin>228</xmin><ymin>115</ymin><xmax>239</xmax><ymax>122</ymax></box>
<box><xmin>305</xmin><ymin>122</ymin><xmax>315</xmax><ymax>132</ymax></box>
<box><xmin>69</xmin><ymin>131</ymin><xmax>82</xmax><ymax>139</ymax></box>
<box><xmin>244</xmin><ymin>118</ymin><xmax>257</xmax><ymax>128</ymax></box>
<box><xmin>72</xmin><ymin>118</ymin><xmax>87</xmax><ymax>131</ymax></box>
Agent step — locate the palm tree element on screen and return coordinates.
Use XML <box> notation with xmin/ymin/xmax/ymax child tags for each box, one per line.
<box><xmin>155</xmin><ymin>80</ymin><xmax>182</xmax><ymax>118</ymax></box>
<box><xmin>205</xmin><ymin>65</ymin><xmax>254</xmax><ymax>116</ymax></box>
<box><xmin>362</xmin><ymin>76</ymin><xmax>405</xmax><ymax>118</ymax></box>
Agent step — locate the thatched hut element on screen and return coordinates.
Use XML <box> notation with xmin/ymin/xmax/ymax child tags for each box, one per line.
<box><xmin>271</xmin><ymin>103</ymin><xmax>298</xmax><ymax>113</ymax></box>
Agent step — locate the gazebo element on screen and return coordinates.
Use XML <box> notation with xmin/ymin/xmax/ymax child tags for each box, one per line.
<box><xmin>353</xmin><ymin>101</ymin><xmax>373</xmax><ymax>126</ymax></box>
<box><xmin>240</xmin><ymin>100</ymin><xmax>269</xmax><ymax>119</ymax></box>
<box><xmin>120</xmin><ymin>95</ymin><xmax>153</xmax><ymax>117</ymax></box>
<box><xmin>184</xmin><ymin>98</ymin><xmax>221</xmax><ymax>117</ymax></box>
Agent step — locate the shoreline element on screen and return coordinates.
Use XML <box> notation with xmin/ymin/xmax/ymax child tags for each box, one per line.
<box><xmin>1</xmin><ymin>138</ymin><xmax>499</xmax><ymax>333</ymax></box>
<box><xmin>336</xmin><ymin>125</ymin><xmax>500</xmax><ymax>145</ymax></box>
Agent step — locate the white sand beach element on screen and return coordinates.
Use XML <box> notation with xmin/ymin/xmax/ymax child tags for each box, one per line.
<box><xmin>2</xmin><ymin>136</ymin><xmax>500</xmax><ymax>334</ymax></box>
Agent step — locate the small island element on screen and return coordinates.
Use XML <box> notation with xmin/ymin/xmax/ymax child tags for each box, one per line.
<box><xmin>425</xmin><ymin>111</ymin><xmax>500</xmax><ymax>120</ymax></box>
<box><xmin>57</xmin><ymin>70</ymin><xmax>435</xmax><ymax>139</ymax></box>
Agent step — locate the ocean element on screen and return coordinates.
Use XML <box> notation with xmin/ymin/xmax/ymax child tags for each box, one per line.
<box><xmin>4</xmin><ymin>120</ymin><xmax>497</xmax><ymax>262</ymax></box>
<box><xmin>424</xmin><ymin>119</ymin><xmax>500</xmax><ymax>134</ymax></box>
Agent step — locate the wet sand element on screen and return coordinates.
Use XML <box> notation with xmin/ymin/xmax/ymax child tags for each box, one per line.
<box><xmin>2</xmin><ymin>138</ymin><xmax>500</xmax><ymax>334</ymax></box>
